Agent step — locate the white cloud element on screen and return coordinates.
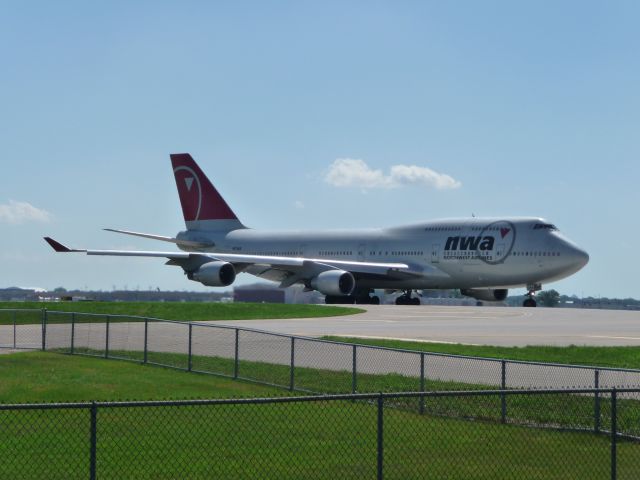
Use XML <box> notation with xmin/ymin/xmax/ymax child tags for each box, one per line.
<box><xmin>389</xmin><ymin>164</ymin><xmax>461</xmax><ymax>190</ymax></box>
<box><xmin>325</xmin><ymin>158</ymin><xmax>461</xmax><ymax>190</ymax></box>
<box><xmin>325</xmin><ymin>159</ymin><xmax>390</xmax><ymax>189</ymax></box>
<box><xmin>0</xmin><ymin>200</ymin><xmax>52</xmax><ymax>224</ymax></box>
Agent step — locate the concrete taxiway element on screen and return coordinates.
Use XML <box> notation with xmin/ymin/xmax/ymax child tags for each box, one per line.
<box><xmin>214</xmin><ymin>305</ymin><xmax>640</xmax><ymax>347</ymax></box>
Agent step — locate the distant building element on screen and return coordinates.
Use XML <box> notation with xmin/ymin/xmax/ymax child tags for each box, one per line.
<box><xmin>232</xmin><ymin>284</ymin><xmax>325</xmax><ymax>304</ymax></box>
<box><xmin>234</xmin><ymin>288</ymin><xmax>285</xmax><ymax>303</ymax></box>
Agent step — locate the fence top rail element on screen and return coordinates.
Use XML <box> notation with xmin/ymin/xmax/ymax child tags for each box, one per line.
<box><xmin>6</xmin><ymin>308</ymin><xmax>640</xmax><ymax>375</ymax></box>
<box><xmin>44</xmin><ymin>310</ymin><xmax>176</xmax><ymax>323</ymax></box>
<box><xmin>1</xmin><ymin>387</ymin><xmax>639</xmax><ymax>411</ymax></box>
<box><xmin>0</xmin><ymin>308</ymin><xmax>45</xmax><ymax>313</ymax></box>
<box><xmin>493</xmin><ymin>357</ymin><xmax>640</xmax><ymax>373</ymax></box>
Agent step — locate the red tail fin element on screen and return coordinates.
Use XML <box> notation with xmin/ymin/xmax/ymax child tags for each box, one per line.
<box><xmin>170</xmin><ymin>153</ymin><xmax>245</xmax><ymax>230</ymax></box>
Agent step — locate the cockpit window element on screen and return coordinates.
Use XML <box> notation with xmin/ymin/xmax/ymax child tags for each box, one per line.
<box><xmin>533</xmin><ymin>223</ymin><xmax>558</xmax><ymax>231</ymax></box>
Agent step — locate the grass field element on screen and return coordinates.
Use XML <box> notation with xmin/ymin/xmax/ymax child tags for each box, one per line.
<box><xmin>0</xmin><ymin>301</ymin><xmax>363</xmax><ymax>324</ymax></box>
<box><xmin>1</xmin><ymin>352</ymin><xmax>638</xmax><ymax>479</ymax></box>
<box><xmin>60</xmin><ymin>347</ymin><xmax>640</xmax><ymax>437</ymax></box>
<box><xmin>324</xmin><ymin>336</ymin><xmax>640</xmax><ymax>370</ymax></box>
<box><xmin>0</xmin><ymin>351</ymin><xmax>281</xmax><ymax>403</ymax></box>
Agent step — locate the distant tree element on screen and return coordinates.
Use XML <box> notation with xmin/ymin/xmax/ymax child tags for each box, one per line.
<box><xmin>53</xmin><ymin>287</ymin><xmax>67</xmax><ymax>293</ymax></box>
<box><xmin>538</xmin><ymin>289</ymin><xmax>560</xmax><ymax>307</ymax></box>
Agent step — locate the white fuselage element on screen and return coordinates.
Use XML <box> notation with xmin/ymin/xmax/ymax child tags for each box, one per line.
<box><xmin>177</xmin><ymin>217</ymin><xmax>589</xmax><ymax>291</ymax></box>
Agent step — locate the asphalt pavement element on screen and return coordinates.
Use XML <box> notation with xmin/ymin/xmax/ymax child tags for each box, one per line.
<box><xmin>213</xmin><ymin>305</ymin><xmax>640</xmax><ymax>347</ymax></box>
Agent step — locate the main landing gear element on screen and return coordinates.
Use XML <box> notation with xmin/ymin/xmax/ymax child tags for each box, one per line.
<box><xmin>523</xmin><ymin>283</ymin><xmax>541</xmax><ymax>307</ymax></box>
<box><xmin>395</xmin><ymin>290</ymin><xmax>421</xmax><ymax>306</ymax></box>
<box><xmin>325</xmin><ymin>289</ymin><xmax>380</xmax><ymax>305</ymax></box>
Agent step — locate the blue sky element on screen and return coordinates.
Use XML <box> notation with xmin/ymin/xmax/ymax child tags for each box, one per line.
<box><xmin>1</xmin><ymin>1</ymin><xmax>638</xmax><ymax>297</ymax></box>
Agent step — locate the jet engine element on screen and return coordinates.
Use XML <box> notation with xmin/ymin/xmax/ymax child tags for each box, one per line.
<box><xmin>310</xmin><ymin>270</ymin><xmax>355</xmax><ymax>296</ymax></box>
<box><xmin>189</xmin><ymin>261</ymin><xmax>236</xmax><ymax>287</ymax></box>
<box><xmin>461</xmin><ymin>288</ymin><xmax>508</xmax><ymax>302</ymax></box>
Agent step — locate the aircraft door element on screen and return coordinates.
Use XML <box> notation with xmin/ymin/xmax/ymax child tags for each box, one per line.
<box><xmin>357</xmin><ymin>242</ymin><xmax>366</xmax><ymax>261</ymax></box>
<box><xmin>431</xmin><ymin>244</ymin><xmax>440</xmax><ymax>264</ymax></box>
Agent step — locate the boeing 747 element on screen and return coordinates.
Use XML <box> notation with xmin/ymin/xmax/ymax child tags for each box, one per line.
<box><xmin>45</xmin><ymin>153</ymin><xmax>589</xmax><ymax>307</ymax></box>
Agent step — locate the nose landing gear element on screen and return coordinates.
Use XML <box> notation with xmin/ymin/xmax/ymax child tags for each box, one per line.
<box><xmin>523</xmin><ymin>283</ymin><xmax>541</xmax><ymax>307</ymax></box>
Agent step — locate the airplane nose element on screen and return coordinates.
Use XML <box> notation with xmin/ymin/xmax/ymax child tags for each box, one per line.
<box><xmin>579</xmin><ymin>248</ymin><xmax>589</xmax><ymax>266</ymax></box>
<box><xmin>571</xmin><ymin>246</ymin><xmax>589</xmax><ymax>270</ymax></box>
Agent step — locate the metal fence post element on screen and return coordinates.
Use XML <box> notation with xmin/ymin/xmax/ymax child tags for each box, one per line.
<box><xmin>290</xmin><ymin>337</ymin><xmax>295</xmax><ymax>391</ymax></box>
<box><xmin>234</xmin><ymin>329</ymin><xmax>239</xmax><ymax>379</ymax></box>
<box><xmin>70</xmin><ymin>312</ymin><xmax>75</xmax><ymax>355</ymax></box>
<box><xmin>90</xmin><ymin>402</ymin><xmax>98</xmax><ymax>480</ymax></box>
<box><xmin>143</xmin><ymin>318</ymin><xmax>148</xmax><ymax>364</ymax></box>
<box><xmin>12</xmin><ymin>310</ymin><xmax>16</xmax><ymax>349</ymax></box>
<box><xmin>41</xmin><ymin>308</ymin><xmax>47</xmax><ymax>351</ymax></box>
<box><xmin>377</xmin><ymin>393</ymin><xmax>384</xmax><ymax>480</ymax></box>
<box><xmin>594</xmin><ymin>369</ymin><xmax>601</xmax><ymax>433</ymax></box>
<box><xmin>419</xmin><ymin>352</ymin><xmax>425</xmax><ymax>415</ymax></box>
<box><xmin>611</xmin><ymin>389</ymin><xmax>617</xmax><ymax>480</ymax></box>
<box><xmin>352</xmin><ymin>344</ymin><xmax>357</xmax><ymax>394</ymax></box>
<box><xmin>105</xmin><ymin>315</ymin><xmax>110</xmax><ymax>359</ymax></box>
<box><xmin>501</xmin><ymin>360</ymin><xmax>507</xmax><ymax>424</ymax></box>
<box><xmin>188</xmin><ymin>324</ymin><xmax>193</xmax><ymax>372</ymax></box>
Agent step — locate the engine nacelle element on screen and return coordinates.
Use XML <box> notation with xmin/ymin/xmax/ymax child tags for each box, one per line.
<box><xmin>189</xmin><ymin>261</ymin><xmax>236</xmax><ymax>287</ymax></box>
<box><xmin>461</xmin><ymin>288</ymin><xmax>508</xmax><ymax>302</ymax></box>
<box><xmin>310</xmin><ymin>270</ymin><xmax>355</xmax><ymax>296</ymax></box>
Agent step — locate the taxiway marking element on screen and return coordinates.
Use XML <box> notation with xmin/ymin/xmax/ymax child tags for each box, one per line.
<box><xmin>336</xmin><ymin>335</ymin><xmax>480</xmax><ymax>345</ymax></box>
<box><xmin>587</xmin><ymin>335</ymin><xmax>640</xmax><ymax>341</ymax></box>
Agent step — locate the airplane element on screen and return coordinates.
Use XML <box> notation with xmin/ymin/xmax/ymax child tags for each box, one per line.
<box><xmin>45</xmin><ymin>153</ymin><xmax>589</xmax><ymax>307</ymax></box>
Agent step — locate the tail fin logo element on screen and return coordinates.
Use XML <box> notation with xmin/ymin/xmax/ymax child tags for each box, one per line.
<box><xmin>173</xmin><ymin>166</ymin><xmax>203</xmax><ymax>221</ymax></box>
<box><xmin>170</xmin><ymin>153</ymin><xmax>240</xmax><ymax>225</ymax></box>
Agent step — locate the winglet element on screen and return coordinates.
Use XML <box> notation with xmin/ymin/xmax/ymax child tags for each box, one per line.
<box><xmin>44</xmin><ymin>237</ymin><xmax>81</xmax><ymax>253</ymax></box>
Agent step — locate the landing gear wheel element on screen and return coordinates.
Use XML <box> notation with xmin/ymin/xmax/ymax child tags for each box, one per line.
<box><xmin>352</xmin><ymin>289</ymin><xmax>380</xmax><ymax>305</ymax></box>
<box><xmin>523</xmin><ymin>298</ymin><xmax>537</xmax><ymax>307</ymax></box>
<box><xmin>395</xmin><ymin>290</ymin><xmax>420</xmax><ymax>305</ymax></box>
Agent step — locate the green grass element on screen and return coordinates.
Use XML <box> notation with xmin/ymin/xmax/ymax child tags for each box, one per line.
<box><xmin>63</xmin><ymin>348</ymin><xmax>640</xmax><ymax>437</ymax></box>
<box><xmin>0</xmin><ymin>351</ymin><xmax>638</xmax><ymax>479</ymax></box>
<box><xmin>323</xmin><ymin>336</ymin><xmax>640</xmax><ymax>370</ymax></box>
<box><xmin>0</xmin><ymin>301</ymin><xmax>363</xmax><ymax>324</ymax></box>
<box><xmin>0</xmin><ymin>351</ymin><xmax>280</xmax><ymax>403</ymax></box>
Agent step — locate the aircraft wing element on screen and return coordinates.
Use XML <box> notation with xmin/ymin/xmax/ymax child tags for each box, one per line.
<box><xmin>103</xmin><ymin>228</ymin><xmax>215</xmax><ymax>249</ymax></box>
<box><xmin>43</xmin><ymin>237</ymin><xmax>426</xmax><ymax>286</ymax></box>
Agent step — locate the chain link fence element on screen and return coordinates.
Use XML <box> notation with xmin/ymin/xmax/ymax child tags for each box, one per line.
<box><xmin>2</xmin><ymin>309</ymin><xmax>640</xmax><ymax>477</ymax></box>
<box><xmin>3</xmin><ymin>308</ymin><xmax>640</xmax><ymax>396</ymax></box>
<box><xmin>0</xmin><ymin>389</ymin><xmax>638</xmax><ymax>479</ymax></box>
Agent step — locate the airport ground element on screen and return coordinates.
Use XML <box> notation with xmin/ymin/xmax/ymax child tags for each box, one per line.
<box><xmin>214</xmin><ymin>305</ymin><xmax>640</xmax><ymax>347</ymax></box>
<box><xmin>3</xmin><ymin>301</ymin><xmax>640</xmax><ymax>349</ymax></box>
<box><xmin>2</xmin><ymin>305</ymin><xmax>640</xmax><ymax>478</ymax></box>
<box><xmin>3</xmin><ymin>304</ymin><xmax>638</xmax><ymax>389</ymax></box>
